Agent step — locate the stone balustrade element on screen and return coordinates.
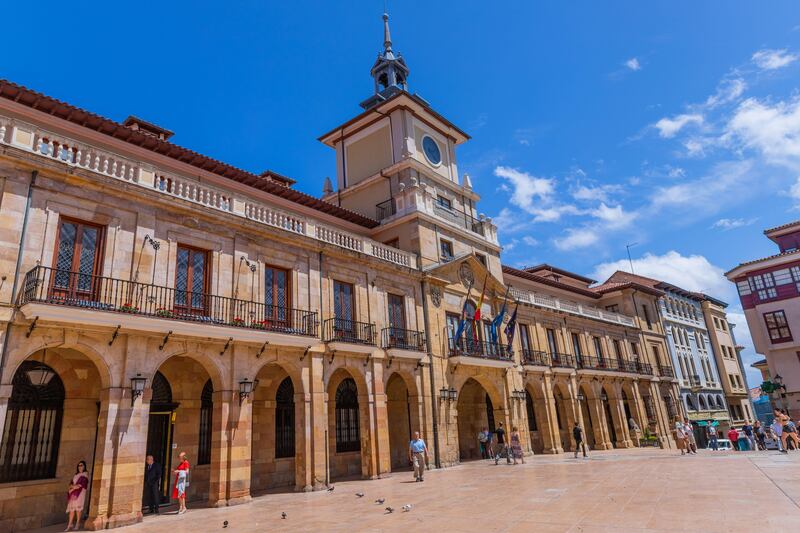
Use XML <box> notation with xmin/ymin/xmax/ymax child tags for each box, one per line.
<box><xmin>509</xmin><ymin>286</ymin><xmax>637</xmax><ymax>327</ymax></box>
<box><xmin>0</xmin><ymin>114</ymin><xmax>418</xmax><ymax>269</ymax></box>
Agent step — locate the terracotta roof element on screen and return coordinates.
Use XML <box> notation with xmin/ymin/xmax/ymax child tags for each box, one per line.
<box><xmin>751</xmin><ymin>358</ymin><xmax>767</xmax><ymax>367</ymax></box>
<box><xmin>724</xmin><ymin>248</ymin><xmax>800</xmax><ymax>277</ymax></box>
<box><xmin>591</xmin><ymin>280</ymin><xmax>664</xmax><ymax>297</ymax></box>
<box><xmin>603</xmin><ymin>270</ymin><xmax>700</xmax><ymax>299</ymax></box>
<box><xmin>764</xmin><ymin>219</ymin><xmax>800</xmax><ymax>235</ymax></box>
<box><xmin>0</xmin><ymin>78</ymin><xmax>378</xmax><ymax>229</ymax></box>
<box><xmin>522</xmin><ymin>263</ymin><xmax>596</xmax><ymax>284</ymax></box>
<box><xmin>502</xmin><ymin>265</ymin><xmax>601</xmax><ymax>299</ymax></box>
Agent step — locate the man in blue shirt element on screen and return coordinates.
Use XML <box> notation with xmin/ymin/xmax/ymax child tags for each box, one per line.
<box><xmin>408</xmin><ymin>431</ymin><xmax>429</xmax><ymax>482</ymax></box>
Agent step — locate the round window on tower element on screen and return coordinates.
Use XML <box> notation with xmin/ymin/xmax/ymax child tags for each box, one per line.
<box><xmin>421</xmin><ymin>135</ymin><xmax>442</xmax><ymax>166</ymax></box>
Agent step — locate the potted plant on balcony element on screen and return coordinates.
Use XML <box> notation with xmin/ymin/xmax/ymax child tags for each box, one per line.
<box><xmin>231</xmin><ymin>316</ymin><xmax>246</xmax><ymax>327</ymax></box>
<box><xmin>251</xmin><ymin>319</ymin><xmax>273</xmax><ymax>330</ymax></box>
<box><xmin>120</xmin><ymin>302</ymin><xmax>139</xmax><ymax>313</ymax></box>
<box><xmin>155</xmin><ymin>307</ymin><xmax>174</xmax><ymax>318</ymax></box>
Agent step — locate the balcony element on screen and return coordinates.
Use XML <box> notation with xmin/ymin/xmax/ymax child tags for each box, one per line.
<box><xmin>551</xmin><ymin>353</ymin><xmax>576</xmax><ymax>368</ymax></box>
<box><xmin>578</xmin><ymin>356</ymin><xmax>620</xmax><ymax>371</ymax></box>
<box><xmin>637</xmin><ymin>362</ymin><xmax>654</xmax><ymax>375</ymax></box>
<box><xmin>375</xmin><ymin>198</ymin><xmax>396</xmax><ymax>220</ymax></box>
<box><xmin>19</xmin><ymin>266</ymin><xmax>318</xmax><ymax>343</ymax></box>
<box><xmin>509</xmin><ymin>287</ymin><xmax>636</xmax><ymax>328</ymax></box>
<box><xmin>449</xmin><ymin>337</ymin><xmax>512</xmax><ymax>365</ymax></box>
<box><xmin>381</xmin><ymin>327</ymin><xmax>425</xmax><ymax>352</ymax></box>
<box><xmin>432</xmin><ymin>202</ymin><xmax>486</xmax><ymax>236</ymax></box>
<box><xmin>322</xmin><ymin>318</ymin><xmax>376</xmax><ymax>347</ymax></box>
<box><xmin>658</xmin><ymin>365</ymin><xmax>675</xmax><ymax>378</ymax></box>
<box><xmin>522</xmin><ymin>349</ymin><xmax>550</xmax><ymax>366</ymax></box>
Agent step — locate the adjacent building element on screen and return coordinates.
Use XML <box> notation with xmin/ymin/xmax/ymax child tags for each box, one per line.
<box><xmin>0</xmin><ymin>15</ymin><xmax>682</xmax><ymax>531</ymax></box>
<box><xmin>726</xmin><ymin>220</ymin><xmax>800</xmax><ymax>421</ymax></box>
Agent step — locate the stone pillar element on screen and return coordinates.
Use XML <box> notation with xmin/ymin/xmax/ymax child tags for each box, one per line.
<box><xmin>85</xmin><ymin>387</ymin><xmax>149</xmax><ymax>530</ymax></box>
<box><xmin>307</xmin><ymin>353</ymin><xmax>328</xmax><ymax>488</ymax></box>
<box><xmin>227</xmin><ymin>391</ymin><xmax>252</xmax><ymax>506</ymax></box>
<box><xmin>587</xmin><ymin>398</ymin><xmax>610</xmax><ymax>450</ymax></box>
<box><xmin>369</xmin><ymin>358</ymin><xmax>391</xmax><ymax>477</ymax></box>
<box><xmin>0</xmin><ymin>384</ymin><xmax>10</xmax><ymax>450</ymax></box>
<box><xmin>630</xmin><ymin>381</ymin><xmax>650</xmax><ymax>446</ymax></box>
<box><xmin>539</xmin><ymin>374</ymin><xmax>562</xmax><ymax>454</ymax></box>
<box><xmin>611</xmin><ymin>395</ymin><xmax>632</xmax><ymax>447</ymax></box>
<box><xmin>208</xmin><ymin>390</ymin><xmax>244</xmax><ymax>507</ymax></box>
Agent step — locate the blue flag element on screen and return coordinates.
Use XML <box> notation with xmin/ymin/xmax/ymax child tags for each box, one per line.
<box><xmin>453</xmin><ymin>280</ymin><xmax>474</xmax><ymax>345</ymax></box>
<box><xmin>490</xmin><ymin>286</ymin><xmax>511</xmax><ymax>343</ymax></box>
<box><xmin>504</xmin><ymin>304</ymin><xmax>518</xmax><ymax>351</ymax></box>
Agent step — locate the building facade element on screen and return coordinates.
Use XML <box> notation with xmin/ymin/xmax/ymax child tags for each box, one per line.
<box><xmin>726</xmin><ymin>220</ymin><xmax>800</xmax><ymax>421</ymax></box>
<box><xmin>0</xmin><ymin>15</ymin><xmax>679</xmax><ymax>531</ymax></box>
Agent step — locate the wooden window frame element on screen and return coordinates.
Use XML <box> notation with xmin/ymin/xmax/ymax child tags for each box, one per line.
<box><xmin>174</xmin><ymin>244</ymin><xmax>210</xmax><ymax>315</ymax></box>
<box><xmin>50</xmin><ymin>217</ymin><xmax>106</xmax><ymax>301</ymax></box>
<box><xmin>764</xmin><ymin>310</ymin><xmax>792</xmax><ymax>343</ymax></box>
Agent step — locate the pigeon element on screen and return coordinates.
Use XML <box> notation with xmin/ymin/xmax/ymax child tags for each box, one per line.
<box><xmin>281</xmin><ymin>512</ymin><xmax>287</xmax><ymax>520</ymax></box>
<box><xmin>223</xmin><ymin>521</ymin><xmax>228</xmax><ymax>528</ymax></box>
<box><xmin>402</xmin><ymin>504</ymin><xmax>412</xmax><ymax>512</ymax></box>
<box><xmin>385</xmin><ymin>507</ymin><xmax>395</xmax><ymax>514</ymax></box>
<box><xmin>355</xmin><ymin>492</ymin><xmax>365</xmax><ymax>498</ymax></box>
<box><xmin>375</xmin><ymin>498</ymin><xmax>385</xmax><ymax>504</ymax></box>
<box><xmin>327</xmin><ymin>486</ymin><xmax>335</xmax><ymax>492</ymax></box>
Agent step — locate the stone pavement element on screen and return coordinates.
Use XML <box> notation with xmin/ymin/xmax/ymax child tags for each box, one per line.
<box><xmin>35</xmin><ymin>449</ymin><xmax>800</xmax><ymax>532</ymax></box>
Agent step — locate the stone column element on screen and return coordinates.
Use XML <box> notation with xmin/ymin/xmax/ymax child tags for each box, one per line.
<box><xmin>208</xmin><ymin>389</ymin><xmax>253</xmax><ymax>507</ymax></box>
<box><xmin>369</xmin><ymin>357</ymin><xmax>391</xmax><ymax>477</ymax></box>
<box><xmin>630</xmin><ymin>380</ymin><xmax>650</xmax><ymax>445</ymax></box>
<box><xmin>539</xmin><ymin>374</ymin><xmax>562</xmax><ymax>454</ymax></box>
<box><xmin>85</xmin><ymin>387</ymin><xmax>150</xmax><ymax>530</ymax></box>
<box><xmin>611</xmin><ymin>395</ymin><xmax>632</xmax><ymax>447</ymax></box>
<box><xmin>307</xmin><ymin>353</ymin><xmax>327</xmax><ymax>489</ymax></box>
<box><xmin>587</xmin><ymin>398</ymin><xmax>610</xmax><ymax>450</ymax></box>
<box><xmin>0</xmin><ymin>384</ymin><xmax>10</xmax><ymax>450</ymax></box>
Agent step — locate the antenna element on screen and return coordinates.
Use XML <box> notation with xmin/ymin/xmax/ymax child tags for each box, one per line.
<box><xmin>626</xmin><ymin>242</ymin><xmax>638</xmax><ymax>274</ymax></box>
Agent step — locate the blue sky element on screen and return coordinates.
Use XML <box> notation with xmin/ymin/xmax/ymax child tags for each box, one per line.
<box><xmin>3</xmin><ymin>1</ymin><xmax>799</xmax><ymax>385</ymax></box>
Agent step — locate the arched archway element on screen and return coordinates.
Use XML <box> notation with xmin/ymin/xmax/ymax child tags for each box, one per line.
<box><xmin>327</xmin><ymin>368</ymin><xmax>369</xmax><ymax>481</ymax></box>
<box><xmin>386</xmin><ymin>373</ymin><xmax>419</xmax><ymax>471</ymax></box>
<box><xmin>578</xmin><ymin>384</ymin><xmax>597</xmax><ymax>449</ymax></box>
<box><xmin>600</xmin><ymin>385</ymin><xmax>618</xmax><ymax>448</ymax></box>
<box><xmin>456</xmin><ymin>378</ymin><xmax>499</xmax><ymax>461</ymax></box>
<box><xmin>525</xmin><ymin>389</ymin><xmax>544</xmax><ymax>454</ymax></box>
<box><xmin>251</xmin><ymin>363</ymin><xmax>302</xmax><ymax>493</ymax></box>
<box><xmin>552</xmin><ymin>382</ymin><xmax>572</xmax><ymax>451</ymax></box>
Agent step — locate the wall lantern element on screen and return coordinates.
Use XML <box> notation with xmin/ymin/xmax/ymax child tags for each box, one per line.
<box><xmin>600</xmin><ymin>392</ymin><xmax>609</xmax><ymax>402</ymax></box>
<box><xmin>577</xmin><ymin>392</ymin><xmax>586</xmax><ymax>402</ymax></box>
<box><xmin>130</xmin><ymin>374</ymin><xmax>147</xmax><ymax>406</ymax></box>
<box><xmin>439</xmin><ymin>387</ymin><xmax>449</xmax><ymax>401</ymax></box>
<box><xmin>27</xmin><ymin>349</ymin><xmax>55</xmax><ymax>387</ymax></box>
<box><xmin>448</xmin><ymin>387</ymin><xmax>457</xmax><ymax>401</ymax></box>
<box><xmin>238</xmin><ymin>379</ymin><xmax>255</xmax><ymax>403</ymax></box>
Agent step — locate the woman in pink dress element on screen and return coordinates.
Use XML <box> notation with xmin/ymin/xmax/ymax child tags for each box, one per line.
<box><xmin>65</xmin><ymin>460</ymin><xmax>89</xmax><ymax>531</ymax></box>
<box><xmin>172</xmin><ymin>452</ymin><xmax>190</xmax><ymax>514</ymax></box>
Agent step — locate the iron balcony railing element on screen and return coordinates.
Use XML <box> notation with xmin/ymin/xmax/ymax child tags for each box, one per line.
<box><xmin>637</xmin><ymin>362</ymin><xmax>654</xmax><ymax>375</ymax></box>
<box><xmin>381</xmin><ymin>327</ymin><xmax>425</xmax><ymax>351</ymax></box>
<box><xmin>578</xmin><ymin>356</ymin><xmax>619</xmax><ymax>371</ymax></box>
<box><xmin>375</xmin><ymin>198</ymin><xmax>397</xmax><ymax>220</ymax></box>
<box><xmin>449</xmin><ymin>337</ymin><xmax>512</xmax><ymax>360</ymax></box>
<box><xmin>658</xmin><ymin>365</ymin><xmax>675</xmax><ymax>378</ymax></box>
<box><xmin>323</xmin><ymin>318</ymin><xmax>377</xmax><ymax>345</ymax></box>
<box><xmin>432</xmin><ymin>202</ymin><xmax>485</xmax><ymax>236</ymax></box>
<box><xmin>19</xmin><ymin>266</ymin><xmax>318</xmax><ymax>336</ymax></box>
<box><xmin>522</xmin><ymin>349</ymin><xmax>549</xmax><ymax>366</ymax></box>
<box><xmin>551</xmin><ymin>353</ymin><xmax>576</xmax><ymax>368</ymax></box>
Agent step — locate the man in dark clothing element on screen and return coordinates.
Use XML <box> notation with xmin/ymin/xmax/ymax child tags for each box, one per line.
<box><xmin>494</xmin><ymin>422</ymin><xmax>512</xmax><ymax>465</ymax></box>
<box><xmin>144</xmin><ymin>455</ymin><xmax>162</xmax><ymax>515</ymax></box>
<box><xmin>573</xmin><ymin>422</ymin><xmax>588</xmax><ymax>458</ymax></box>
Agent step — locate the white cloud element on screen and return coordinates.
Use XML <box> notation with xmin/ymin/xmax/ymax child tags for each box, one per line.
<box><xmin>493</xmin><ymin>166</ymin><xmax>555</xmax><ymax>212</ymax></box>
<box><xmin>650</xmin><ymin>160</ymin><xmax>754</xmax><ymax>215</ymax></box>
<box><xmin>529</xmin><ymin>204</ymin><xmax>583</xmax><ymax>223</ymax></box>
<box><xmin>790</xmin><ymin>176</ymin><xmax>800</xmax><ymax>201</ymax></box>
<box><xmin>522</xmin><ymin>236</ymin><xmax>539</xmax><ymax>246</ymax></box>
<box><xmin>711</xmin><ymin>217</ymin><xmax>758</xmax><ymax>230</ymax></box>
<box><xmin>572</xmin><ymin>184</ymin><xmax>624</xmax><ymax>202</ymax></box>
<box><xmin>725</xmin><ymin>96</ymin><xmax>800</xmax><ymax>170</ymax></box>
<box><xmin>704</xmin><ymin>78</ymin><xmax>747</xmax><ymax>109</ymax></box>
<box><xmin>554</xmin><ymin>228</ymin><xmax>600</xmax><ymax>251</ymax></box>
<box><xmin>752</xmin><ymin>48</ymin><xmax>798</xmax><ymax>71</ymax></box>
<box><xmin>492</xmin><ymin>207</ymin><xmax>529</xmax><ymax>233</ymax></box>
<box><xmin>625</xmin><ymin>57</ymin><xmax>641</xmax><ymax>71</ymax></box>
<box><xmin>591</xmin><ymin>203</ymin><xmax>637</xmax><ymax>229</ymax></box>
<box><xmin>654</xmin><ymin>113</ymin><xmax>704</xmax><ymax>138</ymax></box>
<box><xmin>503</xmin><ymin>239</ymin><xmax>518</xmax><ymax>252</ymax></box>
<box><xmin>591</xmin><ymin>251</ymin><xmax>731</xmax><ymax>298</ymax></box>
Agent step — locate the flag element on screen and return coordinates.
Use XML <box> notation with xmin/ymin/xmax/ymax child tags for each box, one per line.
<box><xmin>504</xmin><ymin>303</ymin><xmax>518</xmax><ymax>351</ymax></box>
<box><xmin>452</xmin><ymin>280</ymin><xmax>474</xmax><ymax>345</ymax></box>
<box><xmin>490</xmin><ymin>286</ymin><xmax>511</xmax><ymax>343</ymax></box>
<box><xmin>473</xmin><ymin>274</ymin><xmax>488</xmax><ymax>322</ymax></box>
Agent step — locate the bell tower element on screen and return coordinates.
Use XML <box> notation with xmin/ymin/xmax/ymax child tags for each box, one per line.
<box><xmin>360</xmin><ymin>13</ymin><xmax>410</xmax><ymax>110</ymax></box>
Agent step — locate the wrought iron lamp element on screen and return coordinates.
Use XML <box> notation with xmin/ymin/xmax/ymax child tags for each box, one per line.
<box><xmin>448</xmin><ymin>387</ymin><xmax>457</xmax><ymax>401</ymax></box>
<box><xmin>239</xmin><ymin>378</ymin><xmax>254</xmax><ymax>403</ymax></box>
<box><xmin>130</xmin><ymin>374</ymin><xmax>147</xmax><ymax>405</ymax></box>
<box><xmin>26</xmin><ymin>349</ymin><xmax>55</xmax><ymax>387</ymax></box>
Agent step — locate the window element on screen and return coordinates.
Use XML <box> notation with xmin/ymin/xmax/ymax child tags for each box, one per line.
<box><xmin>383</xmin><ymin>238</ymin><xmax>400</xmax><ymax>249</ymax></box>
<box><xmin>641</xmin><ymin>304</ymin><xmax>652</xmax><ymax>329</ymax></box>
<box><xmin>736</xmin><ymin>280</ymin><xmax>752</xmax><ymax>296</ymax></box>
<box><xmin>519</xmin><ymin>324</ymin><xmax>532</xmax><ymax>352</ymax></box>
<box><xmin>612</xmin><ymin>339</ymin><xmax>624</xmax><ymax>365</ymax></box>
<box><xmin>335</xmin><ymin>378</ymin><xmax>360</xmax><ymax>452</ymax></box>
<box><xmin>446</xmin><ymin>312</ymin><xmax>460</xmax><ymax>346</ymax></box>
<box><xmin>525</xmin><ymin>390</ymin><xmax>537</xmax><ymax>431</ymax></box>
<box><xmin>475</xmin><ymin>253</ymin><xmax>487</xmax><ymax>266</ymax></box>
<box><xmin>631</xmin><ymin>342</ymin><xmax>640</xmax><ymax>359</ymax></box>
<box><xmin>197</xmin><ymin>379</ymin><xmax>213</xmax><ymax>465</ymax></box>
<box><xmin>387</xmin><ymin>293</ymin><xmax>406</xmax><ymax>332</ymax></box>
<box><xmin>546</xmin><ymin>328</ymin><xmax>559</xmax><ymax>355</ymax></box>
<box><xmin>605</xmin><ymin>304</ymin><xmax>619</xmax><ymax>313</ymax></box>
<box><xmin>791</xmin><ymin>266</ymin><xmax>800</xmax><ymax>292</ymax></box>
<box><xmin>333</xmin><ymin>281</ymin><xmax>354</xmax><ymax>323</ymax></box>
<box><xmin>436</xmin><ymin>195</ymin><xmax>452</xmax><ymax>210</ymax></box>
<box><xmin>175</xmin><ymin>245</ymin><xmax>209</xmax><ymax>313</ymax></box>
<box><xmin>0</xmin><ymin>361</ymin><xmax>64</xmax><ymax>482</ymax></box>
<box><xmin>764</xmin><ymin>311</ymin><xmax>792</xmax><ymax>342</ymax></box>
<box><xmin>275</xmin><ymin>377</ymin><xmax>295</xmax><ymax>458</ymax></box>
<box><xmin>650</xmin><ymin>344</ymin><xmax>660</xmax><ymax>365</ymax></box>
<box><xmin>51</xmin><ymin>218</ymin><xmax>104</xmax><ymax>299</ymax></box>
<box><xmin>440</xmin><ymin>239</ymin><xmax>454</xmax><ymax>261</ymax></box>
<box><xmin>264</xmin><ymin>266</ymin><xmax>290</xmax><ymax>325</ymax></box>
<box><xmin>750</xmin><ymin>273</ymin><xmax>777</xmax><ymax>300</ymax></box>
<box><xmin>571</xmin><ymin>333</ymin><xmax>582</xmax><ymax>357</ymax></box>
<box><xmin>593</xmin><ymin>337</ymin><xmax>604</xmax><ymax>361</ymax></box>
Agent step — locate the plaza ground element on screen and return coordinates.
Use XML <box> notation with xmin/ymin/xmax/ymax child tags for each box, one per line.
<box><xmin>35</xmin><ymin>448</ymin><xmax>800</xmax><ymax>532</ymax></box>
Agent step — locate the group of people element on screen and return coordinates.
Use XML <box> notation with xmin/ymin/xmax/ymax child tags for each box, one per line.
<box><xmin>62</xmin><ymin>452</ymin><xmax>191</xmax><ymax>531</ymax></box>
<box><xmin>477</xmin><ymin>422</ymin><xmax>525</xmax><ymax>464</ymax></box>
<box><xmin>767</xmin><ymin>408</ymin><xmax>800</xmax><ymax>452</ymax></box>
<box><xmin>675</xmin><ymin>408</ymin><xmax>800</xmax><ymax>454</ymax></box>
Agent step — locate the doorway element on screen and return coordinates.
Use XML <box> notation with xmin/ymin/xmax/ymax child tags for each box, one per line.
<box><xmin>144</xmin><ymin>371</ymin><xmax>178</xmax><ymax>505</ymax></box>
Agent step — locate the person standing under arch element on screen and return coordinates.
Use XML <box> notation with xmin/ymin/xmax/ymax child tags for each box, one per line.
<box><xmin>173</xmin><ymin>452</ymin><xmax>190</xmax><ymax>514</ymax></box>
<box><xmin>65</xmin><ymin>460</ymin><xmax>89</xmax><ymax>531</ymax></box>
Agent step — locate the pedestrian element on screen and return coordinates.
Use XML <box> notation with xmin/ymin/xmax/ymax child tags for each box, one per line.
<box><xmin>728</xmin><ymin>427</ymin><xmax>740</xmax><ymax>450</ymax></box>
<box><xmin>675</xmin><ymin>422</ymin><xmax>687</xmax><ymax>456</ymax></box>
<box><xmin>573</xmin><ymin>422</ymin><xmax>588</xmax><ymax>458</ymax></box>
<box><xmin>706</xmin><ymin>421</ymin><xmax>718</xmax><ymax>451</ymax></box>
<box><xmin>173</xmin><ymin>451</ymin><xmax>190</xmax><ymax>514</ymax></box>
<box><xmin>683</xmin><ymin>418</ymin><xmax>697</xmax><ymax>454</ymax></box>
<box><xmin>485</xmin><ymin>428</ymin><xmax>494</xmax><ymax>459</ymax></box>
<box><xmin>510</xmin><ymin>426</ymin><xmax>524</xmax><ymax>464</ymax></box>
<box><xmin>754</xmin><ymin>420</ymin><xmax>766</xmax><ymax>450</ymax></box>
<box><xmin>784</xmin><ymin>415</ymin><xmax>800</xmax><ymax>450</ymax></box>
<box><xmin>742</xmin><ymin>422</ymin><xmax>755</xmax><ymax>451</ymax></box>
<box><xmin>771</xmin><ymin>417</ymin><xmax>786</xmax><ymax>453</ymax></box>
<box><xmin>408</xmin><ymin>431</ymin><xmax>429</xmax><ymax>482</ymax></box>
<box><xmin>737</xmin><ymin>428</ymin><xmax>750</xmax><ymax>451</ymax></box>
<box><xmin>144</xmin><ymin>454</ymin><xmax>162</xmax><ymax>515</ymax></box>
<box><xmin>494</xmin><ymin>422</ymin><xmax>511</xmax><ymax>464</ymax></box>
<box><xmin>629</xmin><ymin>417</ymin><xmax>641</xmax><ymax>447</ymax></box>
<box><xmin>65</xmin><ymin>460</ymin><xmax>89</xmax><ymax>531</ymax></box>
<box><xmin>477</xmin><ymin>427</ymin><xmax>489</xmax><ymax>459</ymax></box>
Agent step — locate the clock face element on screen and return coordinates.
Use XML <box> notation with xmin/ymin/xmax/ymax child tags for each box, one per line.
<box><xmin>422</xmin><ymin>135</ymin><xmax>442</xmax><ymax>166</ymax></box>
